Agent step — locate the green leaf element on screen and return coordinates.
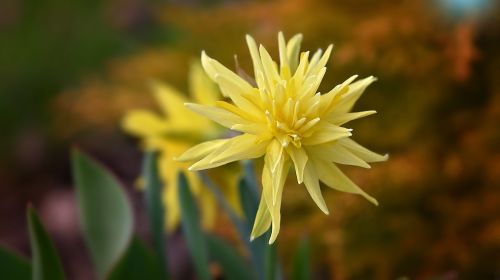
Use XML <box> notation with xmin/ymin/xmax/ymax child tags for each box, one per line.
<box><xmin>178</xmin><ymin>172</ymin><xmax>210</xmax><ymax>280</ymax></box>
<box><xmin>265</xmin><ymin>242</ymin><xmax>277</xmax><ymax>280</ymax></box>
<box><xmin>206</xmin><ymin>234</ymin><xmax>253</xmax><ymax>280</ymax></box>
<box><xmin>292</xmin><ymin>238</ymin><xmax>311</xmax><ymax>280</ymax></box>
<box><xmin>238</xmin><ymin>176</ymin><xmax>266</xmax><ymax>280</ymax></box>
<box><xmin>142</xmin><ymin>152</ymin><xmax>169</xmax><ymax>279</ymax></box>
<box><xmin>72</xmin><ymin>149</ymin><xmax>133</xmax><ymax>279</ymax></box>
<box><xmin>107</xmin><ymin>237</ymin><xmax>162</xmax><ymax>280</ymax></box>
<box><xmin>27</xmin><ymin>206</ymin><xmax>65</xmax><ymax>280</ymax></box>
<box><xmin>0</xmin><ymin>246</ymin><xmax>31</xmax><ymax>279</ymax></box>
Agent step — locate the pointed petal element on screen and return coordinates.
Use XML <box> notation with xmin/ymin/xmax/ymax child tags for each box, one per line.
<box><xmin>286</xmin><ymin>145</ymin><xmax>308</xmax><ymax>184</ymax></box>
<box><xmin>327</xmin><ymin>110</ymin><xmax>376</xmax><ymax>126</ymax></box>
<box><xmin>286</xmin><ymin>33</ymin><xmax>303</xmax><ymax>73</ymax></box>
<box><xmin>307</xmin><ymin>44</ymin><xmax>333</xmax><ymax>77</ymax></box>
<box><xmin>184</xmin><ymin>103</ymin><xmax>250</xmax><ymax>129</ymax></box>
<box><xmin>313</xmin><ymin>158</ymin><xmax>378</xmax><ymax>205</ymax></box>
<box><xmin>319</xmin><ymin>75</ymin><xmax>358</xmax><ymax>115</ymax></box>
<box><xmin>338</xmin><ymin>138</ymin><xmax>389</xmax><ymax>163</ymax></box>
<box><xmin>214</xmin><ymin>75</ymin><xmax>261</xmax><ymax>117</ymax></box>
<box><xmin>302</xmin><ymin>122</ymin><xmax>352</xmax><ymax>145</ymax></box>
<box><xmin>201</xmin><ymin>51</ymin><xmax>254</xmax><ymax>95</ymax></box>
<box><xmin>250</xmin><ymin>196</ymin><xmax>272</xmax><ymax>240</ymax></box>
<box><xmin>175</xmin><ymin>139</ymin><xmax>226</xmax><ymax>162</ymax></box>
<box><xmin>189</xmin><ymin>134</ymin><xmax>270</xmax><ymax>170</ymax></box>
<box><xmin>278</xmin><ymin>32</ymin><xmax>288</xmax><ymax>69</ymax></box>
<box><xmin>189</xmin><ymin>62</ymin><xmax>220</xmax><ymax>105</ymax></box>
<box><xmin>335</xmin><ymin>76</ymin><xmax>377</xmax><ymax>113</ymax></box>
<box><xmin>303</xmin><ymin>162</ymin><xmax>329</xmax><ymax>214</ymax></box>
<box><xmin>151</xmin><ymin>81</ymin><xmax>189</xmax><ymax>118</ymax></box>
<box><xmin>261</xmin><ymin>159</ymin><xmax>289</xmax><ymax>244</ymax></box>
<box><xmin>307</xmin><ymin>143</ymin><xmax>371</xmax><ymax>168</ymax></box>
<box><xmin>264</xmin><ymin>140</ymin><xmax>286</xmax><ymax>204</ymax></box>
<box><xmin>259</xmin><ymin>44</ymin><xmax>281</xmax><ymax>85</ymax></box>
<box><xmin>122</xmin><ymin>110</ymin><xmax>166</xmax><ymax>137</ymax></box>
<box><xmin>245</xmin><ymin>34</ymin><xmax>265</xmax><ymax>88</ymax></box>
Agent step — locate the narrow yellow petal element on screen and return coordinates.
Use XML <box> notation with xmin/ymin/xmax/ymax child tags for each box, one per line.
<box><xmin>209</xmin><ymin>134</ymin><xmax>270</xmax><ymax>165</ymax></box>
<box><xmin>307</xmin><ymin>44</ymin><xmax>333</xmax><ymax>77</ymax></box>
<box><xmin>214</xmin><ymin>75</ymin><xmax>262</xmax><ymax>117</ymax></box>
<box><xmin>250</xmin><ymin>195</ymin><xmax>272</xmax><ymax>240</ymax></box>
<box><xmin>278</xmin><ymin>32</ymin><xmax>288</xmax><ymax>69</ymax></box>
<box><xmin>245</xmin><ymin>34</ymin><xmax>266</xmax><ymax>88</ymax></box>
<box><xmin>338</xmin><ymin>138</ymin><xmax>389</xmax><ymax>163</ymax></box>
<box><xmin>313</xmin><ymin>158</ymin><xmax>378</xmax><ymax>205</ymax></box>
<box><xmin>189</xmin><ymin>134</ymin><xmax>269</xmax><ymax>170</ymax></box>
<box><xmin>303</xmin><ymin>162</ymin><xmax>329</xmax><ymax>214</ymax></box>
<box><xmin>264</xmin><ymin>140</ymin><xmax>286</xmax><ymax>204</ymax></box>
<box><xmin>319</xmin><ymin>75</ymin><xmax>358</xmax><ymax>115</ymax></box>
<box><xmin>286</xmin><ymin>145</ymin><xmax>308</xmax><ymax>184</ymax></box>
<box><xmin>335</xmin><ymin>76</ymin><xmax>377</xmax><ymax>114</ymax></box>
<box><xmin>184</xmin><ymin>103</ymin><xmax>250</xmax><ymax>129</ymax></box>
<box><xmin>122</xmin><ymin>110</ymin><xmax>166</xmax><ymax>137</ymax></box>
<box><xmin>307</xmin><ymin>143</ymin><xmax>370</xmax><ymax>168</ymax></box>
<box><xmin>301</xmin><ymin>122</ymin><xmax>352</xmax><ymax>145</ymax></box>
<box><xmin>175</xmin><ymin>139</ymin><xmax>226</xmax><ymax>162</ymax></box>
<box><xmin>230</xmin><ymin>123</ymin><xmax>266</xmax><ymax>135</ymax></box>
<box><xmin>261</xmin><ymin>159</ymin><xmax>289</xmax><ymax>244</ymax></box>
<box><xmin>151</xmin><ymin>81</ymin><xmax>189</xmax><ymax>120</ymax></box>
<box><xmin>189</xmin><ymin>61</ymin><xmax>220</xmax><ymax>105</ymax></box>
<box><xmin>201</xmin><ymin>51</ymin><xmax>254</xmax><ymax>95</ymax></box>
<box><xmin>259</xmin><ymin>44</ymin><xmax>281</xmax><ymax>84</ymax></box>
<box><xmin>327</xmin><ymin>110</ymin><xmax>377</xmax><ymax>126</ymax></box>
<box><xmin>286</xmin><ymin>33</ymin><xmax>303</xmax><ymax>73</ymax></box>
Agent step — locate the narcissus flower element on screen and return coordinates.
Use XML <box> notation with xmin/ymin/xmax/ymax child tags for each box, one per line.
<box><xmin>178</xmin><ymin>33</ymin><xmax>388</xmax><ymax>244</ymax></box>
<box><xmin>122</xmin><ymin>63</ymin><xmax>242</xmax><ymax>231</ymax></box>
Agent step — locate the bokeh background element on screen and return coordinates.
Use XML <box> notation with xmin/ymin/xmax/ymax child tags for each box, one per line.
<box><xmin>1</xmin><ymin>0</ymin><xmax>499</xmax><ymax>279</ymax></box>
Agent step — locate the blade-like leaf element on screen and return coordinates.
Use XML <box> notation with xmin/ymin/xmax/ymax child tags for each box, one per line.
<box><xmin>142</xmin><ymin>152</ymin><xmax>169</xmax><ymax>279</ymax></box>
<box><xmin>72</xmin><ymin>149</ymin><xmax>133</xmax><ymax>279</ymax></box>
<box><xmin>265</xmin><ymin>242</ymin><xmax>277</xmax><ymax>280</ymax></box>
<box><xmin>0</xmin><ymin>246</ymin><xmax>31</xmax><ymax>279</ymax></box>
<box><xmin>178</xmin><ymin>172</ymin><xmax>210</xmax><ymax>280</ymax></box>
<box><xmin>206</xmin><ymin>234</ymin><xmax>254</xmax><ymax>280</ymax></box>
<box><xmin>27</xmin><ymin>206</ymin><xmax>65</xmax><ymax>280</ymax></box>
<box><xmin>292</xmin><ymin>238</ymin><xmax>311</xmax><ymax>280</ymax></box>
<box><xmin>107</xmin><ymin>237</ymin><xmax>162</xmax><ymax>280</ymax></box>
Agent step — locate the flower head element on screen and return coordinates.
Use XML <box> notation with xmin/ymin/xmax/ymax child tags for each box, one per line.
<box><xmin>178</xmin><ymin>33</ymin><xmax>388</xmax><ymax>243</ymax></box>
<box><xmin>122</xmin><ymin>62</ymin><xmax>242</xmax><ymax>231</ymax></box>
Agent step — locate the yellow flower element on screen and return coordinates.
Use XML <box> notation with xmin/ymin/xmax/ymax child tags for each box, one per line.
<box><xmin>178</xmin><ymin>33</ymin><xmax>388</xmax><ymax>244</ymax></box>
<box><xmin>122</xmin><ymin>62</ymin><xmax>242</xmax><ymax>231</ymax></box>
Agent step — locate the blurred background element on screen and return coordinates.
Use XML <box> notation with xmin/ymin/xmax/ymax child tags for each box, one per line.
<box><xmin>1</xmin><ymin>0</ymin><xmax>499</xmax><ymax>279</ymax></box>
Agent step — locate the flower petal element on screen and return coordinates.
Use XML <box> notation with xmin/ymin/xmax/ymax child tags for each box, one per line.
<box><xmin>261</xmin><ymin>159</ymin><xmax>290</xmax><ymax>244</ymax></box>
<box><xmin>122</xmin><ymin>110</ymin><xmax>167</xmax><ymax>137</ymax></box>
<box><xmin>286</xmin><ymin>145</ymin><xmax>308</xmax><ymax>184</ymax></box>
<box><xmin>335</xmin><ymin>76</ymin><xmax>377</xmax><ymax>114</ymax></box>
<box><xmin>303</xmin><ymin>162</ymin><xmax>329</xmax><ymax>214</ymax></box>
<box><xmin>250</xmin><ymin>196</ymin><xmax>272</xmax><ymax>240</ymax></box>
<box><xmin>307</xmin><ymin>143</ymin><xmax>371</xmax><ymax>168</ymax></box>
<box><xmin>175</xmin><ymin>139</ymin><xmax>226</xmax><ymax>162</ymax></box>
<box><xmin>265</xmin><ymin>140</ymin><xmax>286</xmax><ymax>204</ymax></box>
<box><xmin>313</xmin><ymin>158</ymin><xmax>378</xmax><ymax>205</ymax></box>
<box><xmin>338</xmin><ymin>138</ymin><xmax>389</xmax><ymax>163</ymax></box>
<box><xmin>201</xmin><ymin>51</ymin><xmax>254</xmax><ymax>95</ymax></box>
<box><xmin>327</xmin><ymin>110</ymin><xmax>376</xmax><ymax>126</ymax></box>
<box><xmin>189</xmin><ymin>62</ymin><xmax>220</xmax><ymax>106</ymax></box>
<box><xmin>301</xmin><ymin>122</ymin><xmax>352</xmax><ymax>145</ymax></box>
<box><xmin>286</xmin><ymin>33</ymin><xmax>303</xmax><ymax>73</ymax></box>
<box><xmin>184</xmin><ymin>103</ymin><xmax>251</xmax><ymax>129</ymax></box>
<box><xmin>189</xmin><ymin>134</ymin><xmax>269</xmax><ymax>170</ymax></box>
